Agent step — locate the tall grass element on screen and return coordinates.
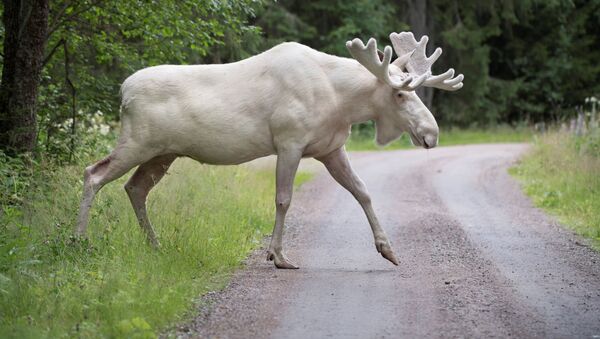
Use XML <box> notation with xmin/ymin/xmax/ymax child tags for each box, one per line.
<box><xmin>346</xmin><ymin>125</ymin><xmax>533</xmax><ymax>151</ymax></box>
<box><xmin>0</xmin><ymin>158</ymin><xmax>307</xmax><ymax>338</ymax></box>
<box><xmin>510</xmin><ymin>131</ymin><xmax>600</xmax><ymax>247</ymax></box>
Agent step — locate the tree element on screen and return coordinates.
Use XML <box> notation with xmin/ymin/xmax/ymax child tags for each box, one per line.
<box><xmin>0</xmin><ymin>0</ymin><xmax>265</xmax><ymax>160</ymax></box>
<box><xmin>257</xmin><ymin>0</ymin><xmax>398</xmax><ymax>55</ymax></box>
<box><xmin>0</xmin><ymin>0</ymin><xmax>49</xmax><ymax>155</ymax></box>
<box><xmin>430</xmin><ymin>0</ymin><xmax>600</xmax><ymax>126</ymax></box>
<box><xmin>398</xmin><ymin>0</ymin><xmax>435</xmax><ymax>108</ymax></box>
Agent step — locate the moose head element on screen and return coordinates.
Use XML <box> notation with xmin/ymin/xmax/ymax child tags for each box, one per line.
<box><xmin>347</xmin><ymin>32</ymin><xmax>464</xmax><ymax>148</ymax></box>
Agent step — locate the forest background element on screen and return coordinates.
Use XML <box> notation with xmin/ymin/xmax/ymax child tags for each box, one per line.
<box><xmin>1</xmin><ymin>0</ymin><xmax>599</xmax><ymax>160</ymax></box>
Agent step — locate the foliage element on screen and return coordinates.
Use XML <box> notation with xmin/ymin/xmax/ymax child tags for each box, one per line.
<box><xmin>257</xmin><ymin>0</ymin><xmax>400</xmax><ymax>55</ymax></box>
<box><xmin>575</xmin><ymin>127</ymin><xmax>600</xmax><ymax>157</ymax></box>
<box><xmin>407</xmin><ymin>0</ymin><xmax>600</xmax><ymax>126</ymax></box>
<box><xmin>256</xmin><ymin>0</ymin><xmax>600</xmax><ymax>127</ymax></box>
<box><xmin>36</xmin><ymin>0</ymin><xmax>265</xmax><ymax>161</ymax></box>
<box><xmin>511</xmin><ymin>131</ymin><xmax>600</xmax><ymax>248</ymax></box>
<box><xmin>0</xmin><ymin>152</ymin><xmax>35</xmax><ymax>208</ymax></box>
<box><xmin>2</xmin><ymin>0</ymin><xmax>599</xmax><ymax>160</ymax></box>
<box><xmin>0</xmin><ymin>134</ymin><xmax>311</xmax><ymax>337</ymax></box>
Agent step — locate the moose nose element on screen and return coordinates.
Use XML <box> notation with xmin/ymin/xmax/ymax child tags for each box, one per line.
<box><xmin>423</xmin><ymin>134</ymin><xmax>438</xmax><ymax>149</ymax></box>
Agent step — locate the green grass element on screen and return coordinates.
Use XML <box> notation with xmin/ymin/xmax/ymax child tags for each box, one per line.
<box><xmin>0</xmin><ymin>158</ymin><xmax>310</xmax><ymax>338</ymax></box>
<box><xmin>510</xmin><ymin>131</ymin><xmax>600</xmax><ymax>247</ymax></box>
<box><xmin>346</xmin><ymin>126</ymin><xmax>533</xmax><ymax>151</ymax></box>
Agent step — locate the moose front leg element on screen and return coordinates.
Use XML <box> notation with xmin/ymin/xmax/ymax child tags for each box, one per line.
<box><xmin>267</xmin><ymin>149</ymin><xmax>302</xmax><ymax>269</ymax></box>
<box><xmin>317</xmin><ymin>147</ymin><xmax>399</xmax><ymax>266</ymax></box>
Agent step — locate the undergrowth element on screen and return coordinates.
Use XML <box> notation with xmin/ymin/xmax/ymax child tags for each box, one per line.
<box><xmin>510</xmin><ymin>130</ymin><xmax>600</xmax><ymax>248</ymax></box>
<box><xmin>0</xmin><ymin>140</ymin><xmax>310</xmax><ymax>338</ymax></box>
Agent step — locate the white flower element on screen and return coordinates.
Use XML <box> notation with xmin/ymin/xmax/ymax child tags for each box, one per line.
<box><xmin>99</xmin><ymin>124</ymin><xmax>110</xmax><ymax>135</ymax></box>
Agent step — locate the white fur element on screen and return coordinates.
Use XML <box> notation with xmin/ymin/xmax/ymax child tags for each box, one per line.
<box><xmin>118</xmin><ymin>42</ymin><xmax>438</xmax><ymax>163</ymax></box>
<box><xmin>77</xmin><ymin>36</ymin><xmax>460</xmax><ymax>269</ymax></box>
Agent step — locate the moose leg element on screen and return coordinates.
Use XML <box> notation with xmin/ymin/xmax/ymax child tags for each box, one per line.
<box><xmin>317</xmin><ymin>147</ymin><xmax>399</xmax><ymax>265</ymax></box>
<box><xmin>77</xmin><ymin>144</ymin><xmax>153</xmax><ymax>236</ymax></box>
<box><xmin>267</xmin><ymin>149</ymin><xmax>302</xmax><ymax>269</ymax></box>
<box><xmin>124</xmin><ymin>154</ymin><xmax>177</xmax><ymax>247</ymax></box>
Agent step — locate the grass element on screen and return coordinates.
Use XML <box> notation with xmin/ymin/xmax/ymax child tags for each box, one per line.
<box><xmin>510</xmin><ymin>131</ymin><xmax>600</xmax><ymax>248</ymax></box>
<box><xmin>0</xmin><ymin>125</ymin><xmax>545</xmax><ymax>337</ymax></box>
<box><xmin>0</xmin><ymin>158</ymin><xmax>310</xmax><ymax>338</ymax></box>
<box><xmin>346</xmin><ymin>125</ymin><xmax>533</xmax><ymax>151</ymax></box>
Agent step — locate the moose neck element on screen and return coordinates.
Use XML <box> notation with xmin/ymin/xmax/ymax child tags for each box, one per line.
<box><xmin>324</xmin><ymin>57</ymin><xmax>387</xmax><ymax>126</ymax></box>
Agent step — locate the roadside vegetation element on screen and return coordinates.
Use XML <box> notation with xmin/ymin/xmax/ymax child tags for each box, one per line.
<box><xmin>511</xmin><ymin>128</ymin><xmax>600</xmax><ymax>248</ymax></box>
<box><xmin>346</xmin><ymin>125</ymin><xmax>533</xmax><ymax>151</ymax></box>
<box><xmin>0</xmin><ymin>132</ymin><xmax>310</xmax><ymax>338</ymax></box>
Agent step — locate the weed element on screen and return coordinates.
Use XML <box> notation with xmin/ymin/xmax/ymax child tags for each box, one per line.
<box><xmin>511</xmin><ymin>131</ymin><xmax>600</xmax><ymax>247</ymax></box>
<box><xmin>0</xmin><ymin>157</ymin><xmax>309</xmax><ymax>338</ymax></box>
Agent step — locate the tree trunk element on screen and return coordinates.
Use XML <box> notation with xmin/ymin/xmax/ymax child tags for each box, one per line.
<box><xmin>402</xmin><ymin>0</ymin><xmax>434</xmax><ymax>109</ymax></box>
<box><xmin>0</xmin><ymin>0</ymin><xmax>49</xmax><ymax>155</ymax></box>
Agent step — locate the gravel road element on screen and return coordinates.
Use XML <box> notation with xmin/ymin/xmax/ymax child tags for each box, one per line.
<box><xmin>175</xmin><ymin>144</ymin><xmax>600</xmax><ymax>339</ymax></box>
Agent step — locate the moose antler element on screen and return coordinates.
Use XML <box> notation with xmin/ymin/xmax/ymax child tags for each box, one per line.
<box><xmin>390</xmin><ymin>32</ymin><xmax>463</xmax><ymax>91</ymax></box>
<box><xmin>346</xmin><ymin>32</ymin><xmax>463</xmax><ymax>92</ymax></box>
<box><xmin>346</xmin><ymin>38</ymin><xmax>427</xmax><ymax>91</ymax></box>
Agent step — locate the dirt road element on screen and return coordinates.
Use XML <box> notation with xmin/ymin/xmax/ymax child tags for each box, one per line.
<box><xmin>176</xmin><ymin>144</ymin><xmax>600</xmax><ymax>338</ymax></box>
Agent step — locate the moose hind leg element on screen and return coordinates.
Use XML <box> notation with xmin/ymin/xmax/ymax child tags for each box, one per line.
<box><xmin>76</xmin><ymin>145</ymin><xmax>152</xmax><ymax>236</ymax></box>
<box><xmin>77</xmin><ymin>158</ymin><xmax>110</xmax><ymax>236</ymax></box>
<box><xmin>124</xmin><ymin>154</ymin><xmax>177</xmax><ymax>248</ymax></box>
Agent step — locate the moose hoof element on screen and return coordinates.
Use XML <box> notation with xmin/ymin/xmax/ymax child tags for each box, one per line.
<box><xmin>376</xmin><ymin>240</ymin><xmax>399</xmax><ymax>266</ymax></box>
<box><xmin>267</xmin><ymin>250</ymin><xmax>299</xmax><ymax>269</ymax></box>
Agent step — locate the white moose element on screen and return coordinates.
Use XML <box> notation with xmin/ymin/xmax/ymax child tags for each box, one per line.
<box><xmin>76</xmin><ymin>32</ymin><xmax>463</xmax><ymax>269</ymax></box>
